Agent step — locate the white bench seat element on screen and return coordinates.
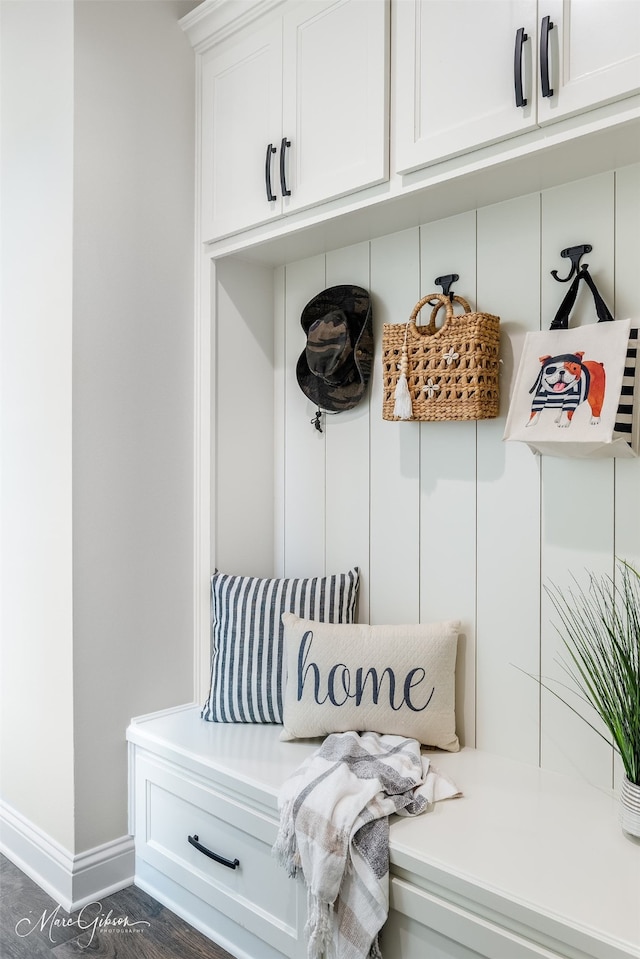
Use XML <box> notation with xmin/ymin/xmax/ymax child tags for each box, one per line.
<box><xmin>127</xmin><ymin>704</ymin><xmax>640</xmax><ymax>959</ymax></box>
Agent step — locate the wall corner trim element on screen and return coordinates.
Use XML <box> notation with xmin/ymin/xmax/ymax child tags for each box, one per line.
<box><xmin>0</xmin><ymin>800</ymin><xmax>134</xmax><ymax>913</ymax></box>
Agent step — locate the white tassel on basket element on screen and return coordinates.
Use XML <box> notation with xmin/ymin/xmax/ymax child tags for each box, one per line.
<box><xmin>393</xmin><ymin>327</ymin><xmax>413</xmax><ymax>420</ymax></box>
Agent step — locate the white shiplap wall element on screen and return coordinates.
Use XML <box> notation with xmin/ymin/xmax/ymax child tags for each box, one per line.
<box><xmin>212</xmin><ymin>166</ymin><xmax>640</xmax><ymax>789</ymax></box>
<box><xmin>271</xmin><ymin>166</ymin><xmax>640</xmax><ymax>790</ymax></box>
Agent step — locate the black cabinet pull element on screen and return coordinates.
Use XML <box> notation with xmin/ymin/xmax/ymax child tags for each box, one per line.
<box><xmin>279</xmin><ymin>137</ymin><xmax>292</xmax><ymax>197</ymax></box>
<box><xmin>188</xmin><ymin>834</ymin><xmax>239</xmax><ymax>870</ymax></box>
<box><xmin>265</xmin><ymin>143</ymin><xmax>277</xmax><ymax>202</ymax></box>
<box><xmin>514</xmin><ymin>27</ymin><xmax>528</xmax><ymax>107</ymax></box>
<box><xmin>540</xmin><ymin>15</ymin><xmax>554</xmax><ymax>98</ymax></box>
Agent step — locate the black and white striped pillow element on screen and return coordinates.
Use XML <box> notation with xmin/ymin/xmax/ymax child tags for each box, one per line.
<box><xmin>201</xmin><ymin>568</ymin><xmax>360</xmax><ymax>724</ymax></box>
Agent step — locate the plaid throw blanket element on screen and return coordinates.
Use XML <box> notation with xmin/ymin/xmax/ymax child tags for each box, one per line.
<box><xmin>273</xmin><ymin>731</ymin><xmax>461</xmax><ymax>959</ymax></box>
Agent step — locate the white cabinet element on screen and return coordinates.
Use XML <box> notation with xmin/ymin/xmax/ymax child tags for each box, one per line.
<box><xmin>201</xmin><ymin>20</ymin><xmax>283</xmax><ymax>242</ymax></box>
<box><xmin>393</xmin><ymin>0</ymin><xmax>539</xmax><ymax>173</ymax></box>
<box><xmin>200</xmin><ymin>0</ymin><xmax>389</xmax><ymax>243</ymax></box>
<box><xmin>383</xmin><ymin>879</ymin><xmax>567</xmax><ymax>959</ymax></box>
<box><xmin>129</xmin><ymin>713</ymin><xmax>310</xmax><ymax>959</ymax></box>
<box><xmin>539</xmin><ymin>0</ymin><xmax>640</xmax><ymax>124</ymax></box>
<box><xmin>281</xmin><ymin>0</ymin><xmax>389</xmax><ymax>213</ymax></box>
<box><xmin>132</xmin><ymin>752</ymin><xmax>306</xmax><ymax>958</ymax></box>
<box><xmin>128</xmin><ymin>707</ymin><xmax>640</xmax><ymax>959</ymax></box>
<box><xmin>394</xmin><ymin>0</ymin><xmax>640</xmax><ymax>175</ymax></box>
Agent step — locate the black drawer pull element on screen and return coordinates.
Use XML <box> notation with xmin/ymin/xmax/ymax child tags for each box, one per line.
<box><xmin>514</xmin><ymin>27</ymin><xmax>528</xmax><ymax>107</ymax></box>
<box><xmin>188</xmin><ymin>834</ymin><xmax>239</xmax><ymax>870</ymax></box>
<box><xmin>540</xmin><ymin>15</ymin><xmax>554</xmax><ymax>98</ymax></box>
<box><xmin>280</xmin><ymin>136</ymin><xmax>292</xmax><ymax>197</ymax></box>
<box><xmin>265</xmin><ymin>143</ymin><xmax>277</xmax><ymax>202</ymax></box>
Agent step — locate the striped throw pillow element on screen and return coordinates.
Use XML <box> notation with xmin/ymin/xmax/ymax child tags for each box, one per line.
<box><xmin>201</xmin><ymin>568</ymin><xmax>360</xmax><ymax>724</ymax></box>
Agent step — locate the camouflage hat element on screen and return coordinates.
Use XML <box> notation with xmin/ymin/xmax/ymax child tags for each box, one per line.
<box><xmin>296</xmin><ymin>285</ymin><xmax>373</xmax><ymax>413</ymax></box>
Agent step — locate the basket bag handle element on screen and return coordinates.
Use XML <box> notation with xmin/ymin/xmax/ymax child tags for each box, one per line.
<box><xmin>550</xmin><ymin>267</ymin><xmax>614</xmax><ymax>330</ymax></box>
<box><xmin>409</xmin><ymin>293</ymin><xmax>472</xmax><ymax>336</ymax></box>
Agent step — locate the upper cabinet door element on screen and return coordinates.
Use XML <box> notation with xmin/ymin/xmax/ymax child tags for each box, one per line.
<box><xmin>394</xmin><ymin>0</ymin><xmax>640</xmax><ymax>177</ymax></box>
<box><xmin>537</xmin><ymin>0</ymin><xmax>640</xmax><ymax>124</ymax></box>
<box><xmin>200</xmin><ymin>20</ymin><xmax>283</xmax><ymax>242</ymax></box>
<box><xmin>281</xmin><ymin>0</ymin><xmax>389</xmax><ymax>212</ymax></box>
<box><xmin>394</xmin><ymin>0</ymin><xmax>538</xmax><ymax>175</ymax></box>
<box><xmin>200</xmin><ymin>0</ymin><xmax>388</xmax><ymax>243</ymax></box>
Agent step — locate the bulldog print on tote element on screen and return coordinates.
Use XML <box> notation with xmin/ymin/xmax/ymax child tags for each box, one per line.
<box><xmin>526</xmin><ymin>350</ymin><xmax>606</xmax><ymax>429</ymax></box>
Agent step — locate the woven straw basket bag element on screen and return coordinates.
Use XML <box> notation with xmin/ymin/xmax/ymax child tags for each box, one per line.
<box><xmin>382</xmin><ymin>293</ymin><xmax>500</xmax><ymax>422</ymax></box>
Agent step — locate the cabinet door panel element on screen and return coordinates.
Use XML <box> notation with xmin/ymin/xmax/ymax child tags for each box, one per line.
<box><xmin>134</xmin><ymin>755</ymin><xmax>305</xmax><ymax>958</ymax></box>
<box><xmin>538</xmin><ymin>0</ymin><xmax>640</xmax><ymax>124</ymax></box>
<box><xmin>282</xmin><ymin>0</ymin><xmax>388</xmax><ymax>211</ymax></box>
<box><xmin>382</xmin><ymin>910</ymin><xmax>483</xmax><ymax>959</ymax></box>
<box><xmin>201</xmin><ymin>22</ymin><xmax>282</xmax><ymax>242</ymax></box>
<box><xmin>394</xmin><ymin>0</ymin><xmax>538</xmax><ymax>174</ymax></box>
<box><xmin>385</xmin><ymin>878</ymin><xmax>565</xmax><ymax>959</ymax></box>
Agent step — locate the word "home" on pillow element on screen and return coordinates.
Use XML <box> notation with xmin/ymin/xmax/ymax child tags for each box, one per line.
<box><xmin>297</xmin><ymin>630</ymin><xmax>435</xmax><ymax>712</ymax></box>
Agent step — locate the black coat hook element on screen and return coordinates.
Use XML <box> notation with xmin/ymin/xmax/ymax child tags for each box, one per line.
<box><xmin>551</xmin><ymin>244</ymin><xmax>592</xmax><ymax>283</ymax></box>
<box><xmin>434</xmin><ymin>273</ymin><xmax>459</xmax><ymax>300</ymax></box>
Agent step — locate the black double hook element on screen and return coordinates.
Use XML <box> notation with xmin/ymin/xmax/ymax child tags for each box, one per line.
<box><xmin>434</xmin><ymin>273</ymin><xmax>459</xmax><ymax>300</ymax></box>
<box><xmin>551</xmin><ymin>244</ymin><xmax>592</xmax><ymax>283</ymax></box>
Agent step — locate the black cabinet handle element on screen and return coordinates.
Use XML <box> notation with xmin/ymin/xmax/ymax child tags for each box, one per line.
<box><xmin>540</xmin><ymin>15</ymin><xmax>554</xmax><ymax>98</ymax></box>
<box><xmin>265</xmin><ymin>143</ymin><xmax>277</xmax><ymax>202</ymax></box>
<box><xmin>514</xmin><ymin>27</ymin><xmax>528</xmax><ymax>107</ymax></box>
<box><xmin>279</xmin><ymin>137</ymin><xmax>292</xmax><ymax>197</ymax></box>
<box><xmin>188</xmin><ymin>834</ymin><xmax>239</xmax><ymax>870</ymax></box>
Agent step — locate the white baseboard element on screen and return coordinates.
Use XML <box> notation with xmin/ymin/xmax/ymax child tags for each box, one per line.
<box><xmin>0</xmin><ymin>799</ymin><xmax>134</xmax><ymax>912</ymax></box>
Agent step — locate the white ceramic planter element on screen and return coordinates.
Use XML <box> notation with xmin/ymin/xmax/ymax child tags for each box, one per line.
<box><xmin>620</xmin><ymin>776</ymin><xmax>640</xmax><ymax>838</ymax></box>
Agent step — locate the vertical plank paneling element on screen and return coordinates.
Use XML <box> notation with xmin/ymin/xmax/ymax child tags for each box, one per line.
<box><xmin>369</xmin><ymin>229</ymin><xmax>421</xmax><ymax>624</ymax></box>
<box><xmin>540</xmin><ymin>173</ymin><xmax>616</xmax><ymax>787</ymax></box>
<box><xmin>270</xmin><ymin>163</ymin><xmax>639</xmax><ymax>784</ymax></box>
<box><xmin>283</xmin><ymin>255</ymin><xmax>327</xmax><ymax>576</ymax></box>
<box><xmin>325</xmin><ymin>243</ymin><xmax>372</xmax><ymax>621</ymax></box>
<box><xmin>613</xmin><ymin>163</ymin><xmax>640</xmax><ymax>790</ymax></box>
<box><xmin>419</xmin><ymin>212</ymin><xmax>477</xmax><ymax>748</ymax></box>
<box><xmin>476</xmin><ymin>193</ymin><xmax>541</xmax><ymax>763</ymax></box>
<box><xmin>614</xmin><ymin>163</ymin><xmax>640</xmax><ymax>572</ymax></box>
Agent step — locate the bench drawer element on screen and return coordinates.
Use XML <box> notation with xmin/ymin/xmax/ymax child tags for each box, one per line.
<box><xmin>133</xmin><ymin>753</ymin><xmax>305</xmax><ymax>958</ymax></box>
<box><xmin>382</xmin><ymin>877</ymin><xmax>566</xmax><ymax>959</ymax></box>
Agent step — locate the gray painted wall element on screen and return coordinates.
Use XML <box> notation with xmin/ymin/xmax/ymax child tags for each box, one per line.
<box><xmin>1</xmin><ymin>0</ymin><xmax>197</xmax><ymax>854</ymax></box>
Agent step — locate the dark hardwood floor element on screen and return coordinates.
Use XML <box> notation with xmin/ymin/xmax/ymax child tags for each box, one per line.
<box><xmin>0</xmin><ymin>854</ymin><xmax>235</xmax><ymax>959</ymax></box>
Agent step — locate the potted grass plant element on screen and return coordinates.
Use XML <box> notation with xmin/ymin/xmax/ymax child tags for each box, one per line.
<box><xmin>545</xmin><ymin>560</ymin><xmax>640</xmax><ymax>838</ymax></box>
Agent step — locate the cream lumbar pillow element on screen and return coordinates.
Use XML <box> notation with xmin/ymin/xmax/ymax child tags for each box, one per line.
<box><xmin>280</xmin><ymin>614</ymin><xmax>460</xmax><ymax>750</ymax></box>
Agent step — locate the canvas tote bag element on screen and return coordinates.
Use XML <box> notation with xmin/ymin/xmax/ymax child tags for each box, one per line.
<box><xmin>503</xmin><ymin>268</ymin><xmax>638</xmax><ymax>458</ymax></box>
